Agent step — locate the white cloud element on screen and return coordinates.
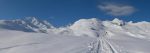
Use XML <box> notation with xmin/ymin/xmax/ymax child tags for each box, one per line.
<box><xmin>98</xmin><ymin>3</ymin><xmax>136</xmax><ymax>16</ymax></box>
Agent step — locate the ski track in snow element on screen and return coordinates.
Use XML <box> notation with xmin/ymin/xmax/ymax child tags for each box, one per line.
<box><xmin>87</xmin><ymin>37</ymin><xmax>120</xmax><ymax>53</ymax></box>
<box><xmin>0</xmin><ymin>18</ymin><xmax>150</xmax><ymax>53</ymax></box>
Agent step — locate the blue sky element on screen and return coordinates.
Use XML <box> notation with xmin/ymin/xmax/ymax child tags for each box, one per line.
<box><xmin>0</xmin><ymin>0</ymin><xmax>149</xmax><ymax>26</ymax></box>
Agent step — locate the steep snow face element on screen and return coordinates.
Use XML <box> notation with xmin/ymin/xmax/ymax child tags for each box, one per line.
<box><xmin>0</xmin><ymin>17</ymin><xmax>54</xmax><ymax>33</ymax></box>
<box><xmin>102</xmin><ymin>18</ymin><xmax>124</xmax><ymax>32</ymax></box>
<box><xmin>103</xmin><ymin>21</ymin><xmax>123</xmax><ymax>30</ymax></box>
<box><xmin>70</xmin><ymin>18</ymin><xmax>105</xmax><ymax>37</ymax></box>
<box><xmin>111</xmin><ymin>18</ymin><xmax>124</xmax><ymax>26</ymax></box>
<box><xmin>103</xmin><ymin>18</ymin><xmax>124</xmax><ymax>29</ymax></box>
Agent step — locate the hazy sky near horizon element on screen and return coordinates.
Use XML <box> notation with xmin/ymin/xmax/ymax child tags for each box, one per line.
<box><xmin>0</xmin><ymin>0</ymin><xmax>149</xmax><ymax>26</ymax></box>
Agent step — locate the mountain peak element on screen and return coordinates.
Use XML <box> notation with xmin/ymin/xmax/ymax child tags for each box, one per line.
<box><xmin>70</xmin><ymin>18</ymin><xmax>105</xmax><ymax>37</ymax></box>
<box><xmin>112</xmin><ymin>18</ymin><xmax>124</xmax><ymax>26</ymax></box>
<box><xmin>0</xmin><ymin>17</ymin><xmax>54</xmax><ymax>33</ymax></box>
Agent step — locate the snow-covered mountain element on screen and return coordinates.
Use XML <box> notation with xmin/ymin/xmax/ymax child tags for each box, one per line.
<box><xmin>0</xmin><ymin>17</ymin><xmax>150</xmax><ymax>53</ymax></box>
<box><xmin>0</xmin><ymin>17</ymin><xmax>150</xmax><ymax>38</ymax></box>
<box><xmin>0</xmin><ymin>17</ymin><xmax>54</xmax><ymax>33</ymax></box>
<box><xmin>70</xmin><ymin>18</ymin><xmax>105</xmax><ymax>37</ymax></box>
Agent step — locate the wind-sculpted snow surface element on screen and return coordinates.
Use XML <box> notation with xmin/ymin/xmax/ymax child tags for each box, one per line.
<box><xmin>0</xmin><ymin>29</ymin><xmax>95</xmax><ymax>53</ymax></box>
<box><xmin>0</xmin><ymin>18</ymin><xmax>150</xmax><ymax>53</ymax></box>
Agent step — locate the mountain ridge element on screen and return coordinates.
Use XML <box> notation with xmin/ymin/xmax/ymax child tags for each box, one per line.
<box><xmin>0</xmin><ymin>17</ymin><xmax>54</xmax><ymax>33</ymax></box>
<box><xmin>0</xmin><ymin>17</ymin><xmax>150</xmax><ymax>38</ymax></box>
<box><xmin>0</xmin><ymin>17</ymin><xmax>150</xmax><ymax>53</ymax></box>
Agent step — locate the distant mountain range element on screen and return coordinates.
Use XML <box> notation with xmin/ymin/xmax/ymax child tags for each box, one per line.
<box><xmin>0</xmin><ymin>17</ymin><xmax>150</xmax><ymax>38</ymax></box>
<box><xmin>0</xmin><ymin>17</ymin><xmax>54</xmax><ymax>33</ymax></box>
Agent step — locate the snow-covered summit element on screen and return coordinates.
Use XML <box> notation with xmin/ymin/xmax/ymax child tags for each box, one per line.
<box><xmin>0</xmin><ymin>17</ymin><xmax>150</xmax><ymax>38</ymax></box>
<box><xmin>0</xmin><ymin>17</ymin><xmax>54</xmax><ymax>33</ymax></box>
<box><xmin>112</xmin><ymin>18</ymin><xmax>124</xmax><ymax>26</ymax></box>
<box><xmin>70</xmin><ymin>18</ymin><xmax>105</xmax><ymax>37</ymax></box>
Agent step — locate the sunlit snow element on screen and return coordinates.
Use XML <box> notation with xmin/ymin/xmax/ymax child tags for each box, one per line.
<box><xmin>0</xmin><ymin>17</ymin><xmax>150</xmax><ymax>53</ymax></box>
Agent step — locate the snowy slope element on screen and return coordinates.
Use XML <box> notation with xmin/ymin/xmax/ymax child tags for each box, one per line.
<box><xmin>70</xmin><ymin>18</ymin><xmax>105</xmax><ymax>37</ymax></box>
<box><xmin>0</xmin><ymin>18</ymin><xmax>150</xmax><ymax>53</ymax></box>
<box><xmin>102</xmin><ymin>18</ymin><xmax>150</xmax><ymax>53</ymax></box>
<box><xmin>0</xmin><ymin>29</ymin><xmax>95</xmax><ymax>53</ymax></box>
